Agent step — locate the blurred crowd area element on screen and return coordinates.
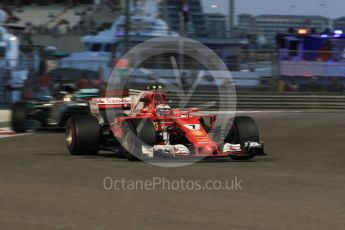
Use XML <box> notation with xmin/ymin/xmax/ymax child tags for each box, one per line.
<box><xmin>2</xmin><ymin>58</ymin><xmax>345</xmax><ymax>104</ymax></box>
<box><xmin>0</xmin><ymin>1</ymin><xmax>345</xmax><ymax>103</ymax></box>
<box><xmin>278</xmin><ymin>76</ymin><xmax>345</xmax><ymax>93</ymax></box>
<box><xmin>20</xmin><ymin>71</ymin><xmax>106</xmax><ymax>100</ymax></box>
<box><xmin>0</xmin><ymin>62</ymin><xmax>107</xmax><ymax>102</ymax></box>
<box><xmin>1</xmin><ymin>0</ymin><xmax>120</xmax><ymax>40</ymax></box>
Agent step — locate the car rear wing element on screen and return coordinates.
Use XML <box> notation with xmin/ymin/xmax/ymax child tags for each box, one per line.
<box><xmin>90</xmin><ymin>97</ymin><xmax>132</xmax><ymax>110</ymax></box>
<box><xmin>89</xmin><ymin>89</ymin><xmax>146</xmax><ymax>124</ymax></box>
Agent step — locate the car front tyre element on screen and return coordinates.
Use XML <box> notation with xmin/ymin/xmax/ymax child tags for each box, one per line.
<box><xmin>226</xmin><ymin>116</ymin><xmax>259</xmax><ymax>161</ymax></box>
<box><xmin>121</xmin><ymin>119</ymin><xmax>157</xmax><ymax>161</ymax></box>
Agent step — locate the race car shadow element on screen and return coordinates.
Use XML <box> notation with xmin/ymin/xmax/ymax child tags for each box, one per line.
<box><xmin>198</xmin><ymin>157</ymin><xmax>276</xmax><ymax>163</ymax></box>
<box><xmin>97</xmin><ymin>152</ymin><xmax>127</xmax><ymax>159</ymax></box>
<box><xmin>82</xmin><ymin>151</ymin><xmax>127</xmax><ymax>160</ymax></box>
<box><xmin>82</xmin><ymin>152</ymin><xmax>276</xmax><ymax>163</ymax></box>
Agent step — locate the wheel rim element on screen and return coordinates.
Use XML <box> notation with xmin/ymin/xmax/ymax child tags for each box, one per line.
<box><xmin>66</xmin><ymin>126</ymin><xmax>73</xmax><ymax>147</ymax></box>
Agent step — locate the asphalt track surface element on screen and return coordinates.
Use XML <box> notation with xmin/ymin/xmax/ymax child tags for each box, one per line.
<box><xmin>1</xmin><ymin>112</ymin><xmax>345</xmax><ymax>230</ymax></box>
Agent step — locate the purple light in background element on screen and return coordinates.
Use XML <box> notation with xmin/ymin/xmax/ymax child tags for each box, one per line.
<box><xmin>320</xmin><ymin>34</ymin><xmax>328</xmax><ymax>38</ymax></box>
<box><xmin>116</xmin><ymin>31</ymin><xmax>124</xmax><ymax>37</ymax></box>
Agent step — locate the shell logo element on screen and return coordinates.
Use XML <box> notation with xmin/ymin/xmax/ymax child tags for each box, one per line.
<box><xmin>191</xmin><ymin>130</ymin><xmax>204</xmax><ymax>137</ymax></box>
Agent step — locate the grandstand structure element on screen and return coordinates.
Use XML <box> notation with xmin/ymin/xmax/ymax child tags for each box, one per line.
<box><xmin>1</xmin><ymin>1</ymin><xmax>125</xmax><ymax>33</ymax></box>
<box><xmin>14</xmin><ymin>4</ymin><xmax>89</xmax><ymax>28</ymax></box>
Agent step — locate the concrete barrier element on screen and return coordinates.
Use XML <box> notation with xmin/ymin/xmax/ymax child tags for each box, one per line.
<box><xmin>0</xmin><ymin>110</ymin><xmax>10</xmax><ymax>123</ymax></box>
<box><xmin>1</xmin><ymin>93</ymin><xmax>344</xmax><ymax>125</ymax></box>
<box><xmin>166</xmin><ymin>92</ymin><xmax>345</xmax><ymax>111</ymax></box>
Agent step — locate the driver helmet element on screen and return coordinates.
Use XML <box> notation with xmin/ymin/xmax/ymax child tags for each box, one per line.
<box><xmin>156</xmin><ymin>104</ymin><xmax>171</xmax><ymax>116</ymax></box>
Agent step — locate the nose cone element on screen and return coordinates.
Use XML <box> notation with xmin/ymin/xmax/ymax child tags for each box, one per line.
<box><xmin>202</xmin><ymin>145</ymin><xmax>214</xmax><ymax>155</ymax></box>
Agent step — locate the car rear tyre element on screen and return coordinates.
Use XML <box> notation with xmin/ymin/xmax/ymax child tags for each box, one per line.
<box><xmin>11</xmin><ymin>102</ymin><xmax>28</xmax><ymax>133</ymax></box>
<box><xmin>66</xmin><ymin>116</ymin><xmax>100</xmax><ymax>155</ymax></box>
<box><xmin>225</xmin><ymin>116</ymin><xmax>259</xmax><ymax>161</ymax></box>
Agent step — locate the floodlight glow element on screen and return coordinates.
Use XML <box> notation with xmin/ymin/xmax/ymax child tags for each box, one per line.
<box><xmin>334</xmin><ymin>30</ymin><xmax>343</xmax><ymax>35</ymax></box>
<box><xmin>298</xmin><ymin>28</ymin><xmax>308</xmax><ymax>35</ymax></box>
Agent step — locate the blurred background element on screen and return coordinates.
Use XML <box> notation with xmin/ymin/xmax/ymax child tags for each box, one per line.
<box><xmin>1</xmin><ymin>0</ymin><xmax>345</xmax><ymax>110</ymax></box>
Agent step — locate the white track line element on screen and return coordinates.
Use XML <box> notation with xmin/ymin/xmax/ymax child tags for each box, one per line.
<box><xmin>237</xmin><ymin>110</ymin><xmax>304</xmax><ymax>113</ymax></box>
<box><xmin>203</xmin><ymin>111</ymin><xmax>304</xmax><ymax>114</ymax></box>
<box><xmin>0</xmin><ymin>127</ymin><xmax>32</xmax><ymax>139</ymax></box>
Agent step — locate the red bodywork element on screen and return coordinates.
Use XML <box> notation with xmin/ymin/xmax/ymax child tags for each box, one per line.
<box><xmin>108</xmin><ymin>91</ymin><xmax>245</xmax><ymax>157</ymax></box>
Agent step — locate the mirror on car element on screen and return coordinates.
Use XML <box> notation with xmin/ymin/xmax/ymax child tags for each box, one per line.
<box><xmin>187</xmin><ymin>107</ymin><xmax>199</xmax><ymax>117</ymax></box>
<box><xmin>201</xmin><ymin>117</ymin><xmax>211</xmax><ymax>127</ymax></box>
<box><xmin>188</xmin><ymin>107</ymin><xmax>199</xmax><ymax>113</ymax></box>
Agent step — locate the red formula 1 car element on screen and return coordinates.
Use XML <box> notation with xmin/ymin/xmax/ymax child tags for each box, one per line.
<box><xmin>65</xmin><ymin>89</ymin><xmax>265</xmax><ymax>161</ymax></box>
